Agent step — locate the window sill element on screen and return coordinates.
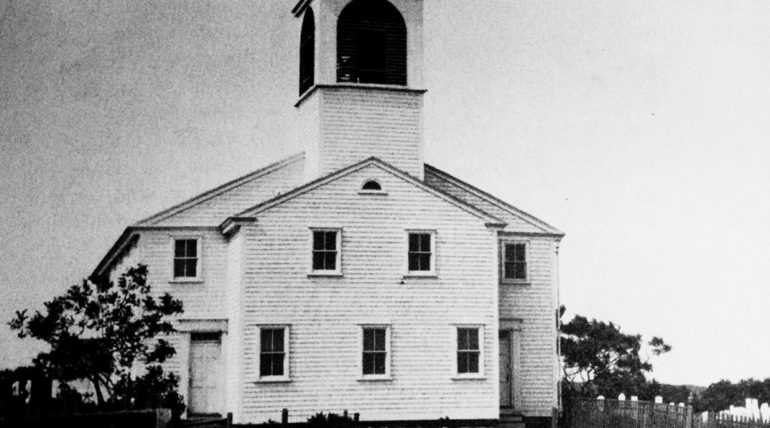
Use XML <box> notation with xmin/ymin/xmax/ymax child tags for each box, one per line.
<box><xmin>403</xmin><ymin>273</ymin><xmax>437</xmax><ymax>279</ymax></box>
<box><xmin>169</xmin><ymin>278</ymin><xmax>204</xmax><ymax>284</ymax></box>
<box><xmin>451</xmin><ymin>375</ymin><xmax>486</xmax><ymax>381</ymax></box>
<box><xmin>500</xmin><ymin>280</ymin><xmax>531</xmax><ymax>286</ymax></box>
<box><xmin>308</xmin><ymin>272</ymin><xmax>343</xmax><ymax>278</ymax></box>
<box><xmin>358</xmin><ymin>376</ymin><xmax>392</xmax><ymax>382</ymax></box>
<box><xmin>358</xmin><ymin>191</ymin><xmax>388</xmax><ymax>196</ymax></box>
<box><xmin>255</xmin><ymin>377</ymin><xmax>291</xmax><ymax>383</ymax></box>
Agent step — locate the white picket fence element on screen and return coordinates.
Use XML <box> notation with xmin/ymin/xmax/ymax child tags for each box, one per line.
<box><xmin>710</xmin><ymin>398</ymin><xmax>770</xmax><ymax>423</ymax></box>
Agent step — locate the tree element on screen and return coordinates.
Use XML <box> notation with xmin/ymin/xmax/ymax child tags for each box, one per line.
<box><xmin>9</xmin><ymin>264</ymin><xmax>184</xmax><ymax>413</ymax></box>
<box><xmin>696</xmin><ymin>378</ymin><xmax>770</xmax><ymax>412</ymax></box>
<box><xmin>639</xmin><ymin>379</ymin><xmax>692</xmax><ymax>404</ymax></box>
<box><xmin>559</xmin><ymin>306</ymin><xmax>671</xmax><ymax>399</ymax></box>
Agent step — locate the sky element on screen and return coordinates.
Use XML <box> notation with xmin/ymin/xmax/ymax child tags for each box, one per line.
<box><xmin>1</xmin><ymin>0</ymin><xmax>769</xmax><ymax>387</ymax></box>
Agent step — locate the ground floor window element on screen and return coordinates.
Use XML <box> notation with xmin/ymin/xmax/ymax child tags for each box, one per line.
<box><xmin>456</xmin><ymin>326</ymin><xmax>483</xmax><ymax>376</ymax></box>
<box><xmin>259</xmin><ymin>326</ymin><xmax>289</xmax><ymax>380</ymax></box>
<box><xmin>361</xmin><ymin>325</ymin><xmax>390</xmax><ymax>379</ymax></box>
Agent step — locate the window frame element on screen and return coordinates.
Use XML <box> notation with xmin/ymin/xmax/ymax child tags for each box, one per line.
<box><xmin>309</xmin><ymin>228</ymin><xmax>342</xmax><ymax>276</ymax></box>
<box><xmin>358</xmin><ymin>324</ymin><xmax>391</xmax><ymax>381</ymax></box>
<box><xmin>405</xmin><ymin>230</ymin><xmax>436</xmax><ymax>277</ymax></box>
<box><xmin>500</xmin><ymin>239</ymin><xmax>530</xmax><ymax>285</ymax></box>
<box><xmin>453</xmin><ymin>325</ymin><xmax>485</xmax><ymax>379</ymax></box>
<box><xmin>170</xmin><ymin>236</ymin><xmax>203</xmax><ymax>282</ymax></box>
<box><xmin>256</xmin><ymin>325</ymin><xmax>290</xmax><ymax>382</ymax></box>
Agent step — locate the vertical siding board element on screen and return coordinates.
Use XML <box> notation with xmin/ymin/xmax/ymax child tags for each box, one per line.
<box><xmin>240</xmin><ymin>164</ymin><xmax>497</xmax><ymax>423</ymax></box>
<box><xmin>225</xmin><ymin>232</ymin><xmax>245</xmax><ymax>421</ymax></box>
<box><xmin>298</xmin><ymin>92</ymin><xmax>322</xmax><ymax>182</ymax></box>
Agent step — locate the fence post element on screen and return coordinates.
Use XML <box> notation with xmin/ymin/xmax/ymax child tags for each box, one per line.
<box><xmin>282</xmin><ymin>408</ymin><xmax>289</xmax><ymax>425</ymax></box>
<box><xmin>551</xmin><ymin>407</ymin><xmax>558</xmax><ymax>428</ymax></box>
<box><xmin>154</xmin><ymin>408</ymin><xmax>172</xmax><ymax>428</ymax></box>
<box><xmin>226</xmin><ymin>412</ymin><xmax>233</xmax><ymax>428</ymax></box>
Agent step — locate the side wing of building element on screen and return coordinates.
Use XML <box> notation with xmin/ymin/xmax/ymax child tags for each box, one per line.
<box><xmin>424</xmin><ymin>165</ymin><xmax>563</xmax><ymax>418</ymax></box>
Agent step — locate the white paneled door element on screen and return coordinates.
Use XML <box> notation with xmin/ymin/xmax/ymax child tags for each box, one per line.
<box><xmin>189</xmin><ymin>333</ymin><xmax>223</xmax><ymax>415</ymax></box>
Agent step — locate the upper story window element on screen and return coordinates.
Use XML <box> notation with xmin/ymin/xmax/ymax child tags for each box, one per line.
<box><xmin>311</xmin><ymin>229</ymin><xmax>341</xmax><ymax>275</ymax></box>
<box><xmin>258</xmin><ymin>326</ymin><xmax>290</xmax><ymax>381</ymax></box>
<box><xmin>337</xmin><ymin>0</ymin><xmax>407</xmax><ymax>86</ymax></box>
<box><xmin>501</xmin><ymin>241</ymin><xmax>528</xmax><ymax>283</ymax></box>
<box><xmin>407</xmin><ymin>231</ymin><xmax>435</xmax><ymax>275</ymax></box>
<box><xmin>362</xmin><ymin>180</ymin><xmax>382</xmax><ymax>191</ymax></box>
<box><xmin>173</xmin><ymin>238</ymin><xmax>201</xmax><ymax>280</ymax></box>
<box><xmin>299</xmin><ymin>8</ymin><xmax>315</xmax><ymax>95</ymax></box>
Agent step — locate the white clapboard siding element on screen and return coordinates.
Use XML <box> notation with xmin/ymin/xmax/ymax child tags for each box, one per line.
<box><xmin>238</xmin><ymin>164</ymin><xmax>498</xmax><ymax>423</ymax></box>
<box><xmin>499</xmin><ymin>238</ymin><xmax>559</xmax><ymax>417</ymax></box>
<box><xmin>423</xmin><ymin>167</ymin><xmax>550</xmax><ymax>234</ymax></box>
<box><xmin>150</xmin><ymin>156</ymin><xmax>305</xmax><ymax>227</ymax></box>
<box><xmin>130</xmin><ymin>229</ymin><xmax>230</xmax><ymax>320</ymax></box>
<box><xmin>299</xmin><ymin>87</ymin><xmax>424</xmax><ymax>180</ymax></box>
<box><xmin>107</xmin><ymin>237</ymin><xmax>141</xmax><ymax>284</ymax></box>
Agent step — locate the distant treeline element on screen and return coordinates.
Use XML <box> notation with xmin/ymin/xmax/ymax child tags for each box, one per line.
<box><xmin>694</xmin><ymin>378</ymin><xmax>770</xmax><ymax>413</ymax></box>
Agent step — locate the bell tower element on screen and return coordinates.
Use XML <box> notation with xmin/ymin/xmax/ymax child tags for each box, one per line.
<box><xmin>292</xmin><ymin>0</ymin><xmax>426</xmax><ymax>181</ymax></box>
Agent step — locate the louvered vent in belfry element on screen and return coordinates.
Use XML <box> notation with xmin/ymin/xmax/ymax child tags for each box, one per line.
<box><xmin>299</xmin><ymin>8</ymin><xmax>315</xmax><ymax>95</ymax></box>
<box><xmin>336</xmin><ymin>0</ymin><xmax>407</xmax><ymax>86</ymax></box>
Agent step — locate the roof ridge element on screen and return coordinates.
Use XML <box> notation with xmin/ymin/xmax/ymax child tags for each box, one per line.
<box><xmin>423</xmin><ymin>163</ymin><xmax>564</xmax><ymax>235</ymax></box>
<box><xmin>135</xmin><ymin>152</ymin><xmax>305</xmax><ymax>226</ymax></box>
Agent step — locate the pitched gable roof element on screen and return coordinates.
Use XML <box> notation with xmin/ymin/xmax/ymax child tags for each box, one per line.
<box><xmin>135</xmin><ymin>152</ymin><xmax>305</xmax><ymax>226</ymax></box>
<box><xmin>223</xmin><ymin>157</ymin><xmax>506</xmax><ymax>230</ymax></box>
<box><xmin>423</xmin><ymin>164</ymin><xmax>564</xmax><ymax>236</ymax></box>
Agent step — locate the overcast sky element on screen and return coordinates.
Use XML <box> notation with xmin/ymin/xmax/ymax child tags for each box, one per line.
<box><xmin>1</xmin><ymin>0</ymin><xmax>769</xmax><ymax>387</ymax></box>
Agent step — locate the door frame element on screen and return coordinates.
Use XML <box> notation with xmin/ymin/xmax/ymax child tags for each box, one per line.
<box><xmin>188</xmin><ymin>331</ymin><xmax>225</xmax><ymax>417</ymax></box>
<box><xmin>499</xmin><ymin>319</ymin><xmax>522</xmax><ymax>410</ymax></box>
<box><xmin>499</xmin><ymin>329</ymin><xmax>513</xmax><ymax>408</ymax></box>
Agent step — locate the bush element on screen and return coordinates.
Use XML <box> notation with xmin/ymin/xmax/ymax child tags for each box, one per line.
<box><xmin>307</xmin><ymin>411</ymin><xmax>355</xmax><ymax>428</ymax></box>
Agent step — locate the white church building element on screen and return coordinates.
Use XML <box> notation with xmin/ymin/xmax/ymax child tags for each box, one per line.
<box><xmin>94</xmin><ymin>0</ymin><xmax>564</xmax><ymax>426</ymax></box>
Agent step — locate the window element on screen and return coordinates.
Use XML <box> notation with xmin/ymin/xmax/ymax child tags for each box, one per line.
<box><xmin>173</xmin><ymin>238</ymin><xmax>200</xmax><ymax>280</ymax></box>
<box><xmin>311</xmin><ymin>229</ymin><xmax>341</xmax><ymax>274</ymax></box>
<box><xmin>361</xmin><ymin>326</ymin><xmax>390</xmax><ymax>379</ymax></box>
<box><xmin>456</xmin><ymin>327</ymin><xmax>482</xmax><ymax>376</ymax></box>
<box><xmin>361</xmin><ymin>180</ymin><xmax>382</xmax><ymax>191</ymax></box>
<box><xmin>336</xmin><ymin>0</ymin><xmax>407</xmax><ymax>85</ymax></box>
<box><xmin>502</xmin><ymin>242</ymin><xmax>528</xmax><ymax>282</ymax></box>
<box><xmin>407</xmin><ymin>231</ymin><xmax>435</xmax><ymax>275</ymax></box>
<box><xmin>259</xmin><ymin>326</ymin><xmax>289</xmax><ymax>380</ymax></box>
<box><xmin>356</xmin><ymin>30</ymin><xmax>387</xmax><ymax>83</ymax></box>
<box><xmin>298</xmin><ymin>8</ymin><xmax>314</xmax><ymax>95</ymax></box>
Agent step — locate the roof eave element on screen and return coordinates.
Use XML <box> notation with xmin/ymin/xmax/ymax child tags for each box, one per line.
<box><xmin>424</xmin><ymin>163</ymin><xmax>565</xmax><ymax>236</ymax></box>
<box><xmin>292</xmin><ymin>0</ymin><xmax>312</xmax><ymax>17</ymax></box>
<box><xmin>92</xmin><ymin>228</ymin><xmax>140</xmax><ymax>278</ymax></box>
<box><xmin>134</xmin><ymin>152</ymin><xmax>304</xmax><ymax>227</ymax></box>
<box><xmin>219</xmin><ymin>216</ymin><xmax>257</xmax><ymax>237</ymax></box>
